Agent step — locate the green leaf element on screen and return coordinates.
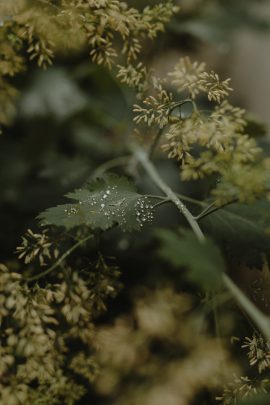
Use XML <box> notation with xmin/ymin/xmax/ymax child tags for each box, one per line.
<box><xmin>201</xmin><ymin>199</ymin><xmax>270</xmax><ymax>263</ymax></box>
<box><xmin>239</xmin><ymin>393</ymin><xmax>270</xmax><ymax>405</ymax></box>
<box><xmin>156</xmin><ymin>229</ymin><xmax>225</xmax><ymax>289</ymax></box>
<box><xmin>38</xmin><ymin>174</ymin><xmax>154</xmax><ymax>231</ymax></box>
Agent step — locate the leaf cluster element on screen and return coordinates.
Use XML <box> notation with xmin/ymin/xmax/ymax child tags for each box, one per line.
<box><xmin>38</xmin><ymin>174</ymin><xmax>155</xmax><ymax>231</ymax></box>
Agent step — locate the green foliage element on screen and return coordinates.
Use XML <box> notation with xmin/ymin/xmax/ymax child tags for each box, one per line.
<box><xmin>200</xmin><ymin>199</ymin><xmax>270</xmax><ymax>264</ymax></box>
<box><xmin>1</xmin><ymin>0</ymin><xmax>270</xmax><ymax>404</ymax></box>
<box><xmin>38</xmin><ymin>174</ymin><xmax>154</xmax><ymax>231</ymax></box>
<box><xmin>239</xmin><ymin>394</ymin><xmax>270</xmax><ymax>405</ymax></box>
<box><xmin>157</xmin><ymin>229</ymin><xmax>224</xmax><ymax>288</ymax></box>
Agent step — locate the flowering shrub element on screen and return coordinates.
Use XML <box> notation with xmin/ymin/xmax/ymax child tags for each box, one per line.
<box><xmin>1</xmin><ymin>1</ymin><xmax>270</xmax><ymax>404</ymax></box>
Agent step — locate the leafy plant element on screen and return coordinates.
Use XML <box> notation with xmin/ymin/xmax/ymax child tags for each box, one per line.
<box><xmin>1</xmin><ymin>1</ymin><xmax>270</xmax><ymax>404</ymax></box>
<box><xmin>38</xmin><ymin>174</ymin><xmax>155</xmax><ymax>231</ymax></box>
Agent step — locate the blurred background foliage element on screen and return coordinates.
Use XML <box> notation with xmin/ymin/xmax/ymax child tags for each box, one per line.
<box><xmin>1</xmin><ymin>1</ymin><xmax>270</xmax><ymax>403</ymax></box>
<box><xmin>1</xmin><ymin>0</ymin><xmax>270</xmax><ymax>260</ymax></box>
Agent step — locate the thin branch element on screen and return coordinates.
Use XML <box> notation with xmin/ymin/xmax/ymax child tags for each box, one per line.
<box><xmin>145</xmin><ymin>194</ymin><xmax>167</xmax><ymax>200</ymax></box>
<box><xmin>27</xmin><ymin>234</ymin><xmax>93</xmax><ymax>282</ymax></box>
<box><xmin>146</xmin><ymin>194</ymin><xmax>206</xmax><ymax>214</ymax></box>
<box><xmin>168</xmin><ymin>99</ymin><xmax>196</xmax><ymax>115</ymax></box>
<box><xmin>148</xmin><ymin>193</ymin><xmax>205</xmax><ymax>206</ymax></box>
<box><xmin>195</xmin><ymin>199</ymin><xmax>238</xmax><ymax>221</ymax></box>
<box><xmin>131</xmin><ymin>143</ymin><xmax>205</xmax><ymax>242</ymax></box>
<box><xmin>195</xmin><ymin>201</ymin><xmax>217</xmax><ymax>220</ymax></box>
<box><xmin>175</xmin><ymin>193</ymin><xmax>205</xmax><ymax>206</ymax></box>
<box><xmin>222</xmin><ymin>274</ymin><xmax>270</xmax><ymax>340</ymax></box>
<box><xmin>146</xmin><ymin>194</ymin><xmax>206</xmax><ymax>213</ymax></box>
<box><xmin>152</xmin><ymin>199</ymin><xmax>170</xmax><ymax>209</ymax></box>
<box><xmin>149</xmin><ymin>99</ymin><xmax>196</xmax><ymax>160</ymax></box>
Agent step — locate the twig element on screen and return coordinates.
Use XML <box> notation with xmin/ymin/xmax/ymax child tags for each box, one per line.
<box><xmin>195</xmin><ymin>201</ymin><xmax>217</xmax><ymax>220</ymax></box>
<box><xmin>27</xmin><ymin>234</ymin><xmax>93</xmax><ymax>282</ymax></box>
<box><xmin>145</xmin><ymin>195</ymin><xmax>167</xmax><ymax>200</ymax></box>
<box><xmin>148</xmin><ymin>99</ymin><xmax>196</xmax><ymax>160</ymax></box>
<box><xmin>195</xmin><ymin>199</ymin><xmax>238</xmax><ymax>221</ymax></box>
<box><xmin>176</xmin><ymin>193</ymin><xmax>205</xmax><ymax>206</ymax></box>
<box><xmin>131</xmin><ymin>143</ymin><xmax>205</xmax><ymax>242</ymax></box>
<box><xmin>152</xmin><ymin>198</ymin><xmax>170</xmax><ymax>209</ymax></box>
<box><xmin>148</xmin><ymin>193</ymin><xmax>205</xmax><ymax>207</ymax></box>
<box><xmin>222</xmin><ymin>274</ymin><xmax>270</xmax><ymax>340</ymax></box>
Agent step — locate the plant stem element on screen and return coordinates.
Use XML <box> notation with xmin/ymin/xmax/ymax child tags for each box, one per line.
<box><xmin>149</xmin><ymin>99</ymin><xmax>196</xmax><ymax>160</ymax></box>
<box><xmin>145</xmin><ymin>195</ymin><xmax>167</xmax><ymax>200</ymax></box>
<box><xmin>195</xmin><ymin>199</ymin><xmax>238</xmax><ymax>221</ymax></box>
<box><xmin>195</xmin><ymin>201</ymin><xmax>217</xmax><ymax>220</ymax></box>
<box><xmin>146</xmin><ymin>194</ymin><xmax>204</xmax><ymax>212</ymax></box>
<box><xmin>222</xmin><ymin>274</ymin><xmax>270</xmax><ymax>340</ymax></box>
<box><xmin>176</xmin><ymin>193</ymin><xmax>205</xmax><ymax>206</ymax></box>
<box><xmin>131</xmin><ymin>143</ymin><xmax>270</xmax><ymax>340</ymax></box>
<box><xmin>168</xmin><ymin>99</ymin><xmax>196</xmax><ymax>116</ymax></box>
<box><xmin>27</xmin><ymin>234</ymin><xmax>93</xmax><ymax>282</ymax></box>
<box><xmin>147</xmin><ymin>193</ymin><xmax>205</xmax><ymax>207</ymax></box>
<box><xmin>131</xmin><ymin>144</ymin><xmax>205</xmax><ymax>242</ymax></box>
<box><xmin>152</xmin><ymin>199</ymin><xmax>170</xmax><ymax>209</ymax></box>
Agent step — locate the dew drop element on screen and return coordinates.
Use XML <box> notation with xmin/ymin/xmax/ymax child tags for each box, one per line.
<box><xmin>64</xmin><ymin>206</ymin><xmax>78</xmax><ymax>217</ymax></box>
